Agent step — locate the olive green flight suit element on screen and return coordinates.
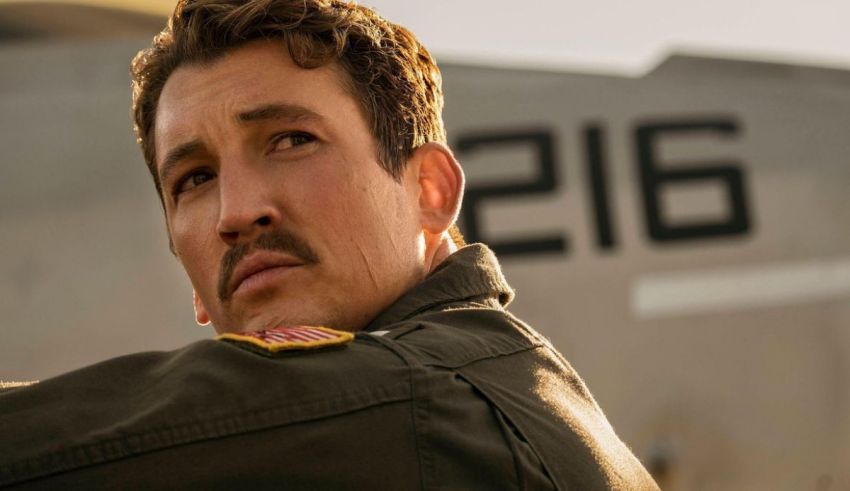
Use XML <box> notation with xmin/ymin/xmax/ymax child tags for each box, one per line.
<box><xmin>0</xmin><ymin>245</ymin><xmax>658</xmax><ymax>490</ymax></box>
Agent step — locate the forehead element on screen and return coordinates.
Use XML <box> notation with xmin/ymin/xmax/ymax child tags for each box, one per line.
<box><xmin>154</xmin><ymin>40</ymin><xmax>358</xmax><ymax>166</ymax></box>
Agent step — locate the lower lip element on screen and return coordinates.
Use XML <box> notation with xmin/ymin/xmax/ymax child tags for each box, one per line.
<box><xmin>233</xmin><ymin>265</ymin><xmax>301</xmax><ymax>297</ymax></box>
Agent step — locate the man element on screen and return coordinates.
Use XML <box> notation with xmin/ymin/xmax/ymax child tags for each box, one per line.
<box><xmin>0</xmin><ymin>0</ymin><xmax>658</xmax><ymax>488</ymax></box>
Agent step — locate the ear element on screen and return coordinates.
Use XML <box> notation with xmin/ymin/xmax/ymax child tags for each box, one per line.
<box><xmin>193</xmin><ymin>290</ymin><xmax>211</xmax><ymax>326</ymax></box>
<box><xmin>411</xmin><ymin>142</ymin><xmax>464</xmax><ymax>235</ymax></box>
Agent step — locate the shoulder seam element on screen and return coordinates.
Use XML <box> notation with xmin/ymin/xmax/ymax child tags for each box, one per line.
<box><xmin>365</xmin><ymin>334</ymin><xmax>432</xmax><ymax>491</ymax></box>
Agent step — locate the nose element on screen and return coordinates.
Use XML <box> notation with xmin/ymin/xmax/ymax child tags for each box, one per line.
<box><xmin>215</xmin><ymin>164</ymin><xmax>281</xmax><ymax>247</ymax></box>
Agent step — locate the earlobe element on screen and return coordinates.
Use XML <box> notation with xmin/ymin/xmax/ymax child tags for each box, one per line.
<box><xmin>193</xmin><ymin>290</ymin><xmax>211</xmax><ymax>326</ymax></box>
<box><xmin>414</xmin><ymin>142</ymin><xmax>464</xmax><ymax>234</ymax></box>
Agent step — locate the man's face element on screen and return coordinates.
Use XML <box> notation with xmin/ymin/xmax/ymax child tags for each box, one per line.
<box><xmin>154</xmin><ymin>41</ymin><xmax>427</xmax><ymax>333</ymax></box>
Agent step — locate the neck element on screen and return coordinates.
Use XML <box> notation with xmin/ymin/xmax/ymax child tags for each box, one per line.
<box><xmin>424</xmin><ymin>232</ymin><xmax>458</xmax><ymax>274</ymax></box>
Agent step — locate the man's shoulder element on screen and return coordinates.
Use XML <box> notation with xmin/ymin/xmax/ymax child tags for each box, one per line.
<box><xmin>4</xmin><ymin>330</ymin><xmax>406</xmax><ymax>394</ymax></box>
<box><xmin>368</xmin><ymin>303</ymin><xmax>545</xmax><ymax>369</ymax></box>
<box><xmin>1</xmin><ymin>331</ymin><xmax>413</xmax><ymax>418</ymax></box>
<box><xmin>0</xmin><ymin>333</ymin><xmax>416</xmax><ymax>486</ymax></box>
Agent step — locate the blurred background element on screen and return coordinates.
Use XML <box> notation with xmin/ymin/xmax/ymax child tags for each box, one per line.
<box><xmin>1</xmin><ymin>1</ymin><xmax>849</xmax><ymax>489</ymax></box>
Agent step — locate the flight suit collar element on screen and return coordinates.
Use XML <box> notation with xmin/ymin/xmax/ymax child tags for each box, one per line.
<box><xmin>365</xmin><ymin>243</ymin><xmax>515</xmax><ymax>331</ymax></box>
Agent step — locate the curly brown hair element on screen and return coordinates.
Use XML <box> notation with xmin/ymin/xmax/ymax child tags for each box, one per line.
<box><xmin>131</xmin><ymin>0</ymin><xmax>447</xmax><ymax>198</ymax></box>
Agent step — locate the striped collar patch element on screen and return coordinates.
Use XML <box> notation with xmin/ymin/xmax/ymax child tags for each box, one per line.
<box><xmin>216</xmin><ymin>325</ymin><xmax>353</xmax><ymax>353</ymax></box>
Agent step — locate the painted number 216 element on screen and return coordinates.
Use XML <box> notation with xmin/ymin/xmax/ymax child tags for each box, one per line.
<box><xmin>454</xmin><ymin>117</ymin><xmax>753</xmax><ymax>258</ymax></box>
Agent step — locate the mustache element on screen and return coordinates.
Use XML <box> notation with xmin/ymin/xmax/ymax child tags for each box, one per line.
<box><xmin>217</xmin><ymin>229</ymin><xmax>320</xmax><ymax>302</ymax></box>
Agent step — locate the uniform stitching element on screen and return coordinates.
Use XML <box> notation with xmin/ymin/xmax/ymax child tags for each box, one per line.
<box><xmin>366</xmin><ymin>334</ymin><xmax>433</xmax><ymax>491</ymax></box>
<box><xmin>456</xmin><ymin>350</ymin><xmax>570</xmax><ymax>491</ymax></box>
<box><xmin>490</xmin><ymin>406</ymin><xmax>527</xmax><ymax>491</ymax></box>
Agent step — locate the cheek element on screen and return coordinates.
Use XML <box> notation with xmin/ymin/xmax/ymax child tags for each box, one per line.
<box><xmin>169</xmin><ymin>205</ymin><xmax>221</xmax><ymax>283</ymax></box>
<box><xmin>282</xmin><ymin>156</ymin><xmax>419</xmax><ymax>263</ymax></box>
<box><xmin>290</xmin><ymin>161</ymin><xmax>374</xmax><ymax>233</ymax></box>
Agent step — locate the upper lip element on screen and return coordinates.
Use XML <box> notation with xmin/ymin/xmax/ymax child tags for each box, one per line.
<box><xmin>228</xmin><ymin>251</ymin><xmax>303</xmax><ymax>296</ymax></box>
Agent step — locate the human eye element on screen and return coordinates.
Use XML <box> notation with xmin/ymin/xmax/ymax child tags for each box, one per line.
<box><xmin>270</xmin><ymin>131</ymin><xmax>316</xmax><ymax>152</ymax></box>
<box><xmin>172</xmin><ymin>168</ymin><xmax>215</xmax><ymax>198</ymax></box>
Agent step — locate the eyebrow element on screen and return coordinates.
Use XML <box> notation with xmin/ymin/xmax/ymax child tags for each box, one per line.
<box><xmin>237</xmin><ymin>103</ymin><xmax>324</xmax><ymax>124</ymax></box>
<box><xmin>159</xmin><ymin>139</ymin><xmax>204</xmax><ymax>187</ymax></box>
<box><xmin>158</xmin><ymin>103</ymin><xmax>324</xmax><ymax>186</ymax></box>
